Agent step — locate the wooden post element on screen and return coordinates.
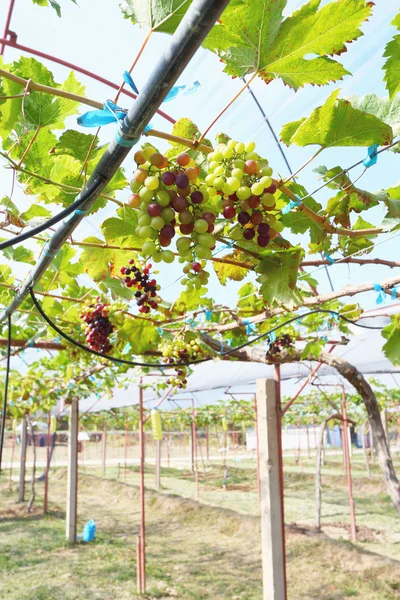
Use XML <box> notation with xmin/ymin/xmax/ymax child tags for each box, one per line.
<box><xmin>66</xmin><ymin>399</ymin><xmax>78</xmax><ymax>544</ymax></box>
<box><xmin>43</xmin><ymin>411</ymin><xmax>50</xmax><ymax>514</ymax></box>
<box><xmin>192</xmin><ymin>400</ymin><xmax>199</xmax><ymax>500</ymax></box>
<box><xmin>256</xmin><ymin>378</ymin><xmax>286</xmax><ymax>600</ymax></box>
<box><xmin>342</xmin><ymin>389</ymin><xmax>357</xmax><ymax>543</ymax></box>
<box><xmin>397</xmin><ymin>416</ymin><xmax>400</xmax><ymax>450</ymax></box>
<box><xmin>124</xmin><ymin>418</ymin><xmax>129</xmax><ymax>482</ymax></box>
<box><xmin>8</xmin><ymin>431</ymin><xmax>15</xmax><ymax>489</ymax></box>
<box><xmin>347</xmin><ymin>426</ymin><xmax>353</xmax><ymax>458</ymax></box>
<box><xmin>101</xmin><ymin>419</ymin><xmax>107</xmax><ymax>475</ymax></box>
<box><xmin>155</xmin><ymin>439</ymin><xmax>161</xmax><ymax>490</ymax></box>
<box><xmin>189</xmin><ymin>428</ymin><xmax>194</xmax><ymax>472</ymax></box>
<box><xmin>18</xmin><ymin>416</ymin><xmax>27</xmax><ymax>503</ymax></box>
<box><xmin>139</xmin><ymin>379</ymin><xmax>146</xmax><ymax>593</ymax></box>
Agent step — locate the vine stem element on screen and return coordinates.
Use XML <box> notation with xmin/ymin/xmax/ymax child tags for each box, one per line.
<box><xmin>114</xmin><ymin>29</ymin><xmax>153</xmax><ymax>104</ymax></box>
<box><xmin>198</xmin><ymin>71</ymin><xmax>258</xmax><ymax>143</ymax></box>
<box><xmin>282</xmin><ymin>147</ymin><xmax>323</xmax><ymax>183</ymax></box>
<box><xmin>17</xmin><ymin>126</ymin><xmax>40</xmax><ymax>168</ymax></box>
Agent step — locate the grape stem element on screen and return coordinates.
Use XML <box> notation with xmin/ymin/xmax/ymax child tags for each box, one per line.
<box><xmin>198</xmin><ymin>72</ymin><xmax>258</xmax><ymax>143</ymax></box>
<box><xmin>113</xmin><ymin>29</ymin><xmax>153</xmax><ymax>104</ymax></box>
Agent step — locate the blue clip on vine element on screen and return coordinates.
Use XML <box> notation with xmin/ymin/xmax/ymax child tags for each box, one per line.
<box><xmin>373</xmin><ymin>283</ymin><xmax>386</xmax><ymax>305</ymax></box>
<box><xmin>363</xmin><ymin>144</ymin><xmax>378</xmax><ymax>169</ymax></box>
<box><xmin>391</xmin><ymin>287</ymin><xmax>398</xmax><ymax>301</ymax></box>
<box><xmin>282</xmin><ymin>194</ymin><xmax>302</xmax><ymax>215</ymax></box>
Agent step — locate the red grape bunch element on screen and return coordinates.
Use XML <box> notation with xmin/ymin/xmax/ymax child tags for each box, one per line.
<box><xmin>120</xmin><ymin>260</ymin><xmax>161</xmax><ymax>314</ymax></box>
<box><xmin>80</xmin><ymin>298</ymin><xmax>114</xmax><ymax>354</ymax></box>
<box><xmin>181</xmin><ymin>260</ymin><xmax>210</xmax><ymax>291</ymax></box>
<box><xmin>266</xmin><ymin>334</ymin><xmax>294</xmax><ymax>359</ymax></box>
<box><xmin>161</xmin><ymin>338</ymin><xmax>205</xmax><ymax>389</ymax></box>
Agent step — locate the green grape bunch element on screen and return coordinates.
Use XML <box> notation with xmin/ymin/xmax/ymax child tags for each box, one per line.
<box><xmin>161</xmin><ymin>337</ymin><xmax>206</xmax><ymax>389</ymax></box>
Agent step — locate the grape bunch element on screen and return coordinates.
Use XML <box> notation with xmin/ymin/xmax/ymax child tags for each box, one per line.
<box><xmin>161</xmin><ymin>338</ymin><xmax>205</xmax><ymax>388</ymax></box>
<box><xmin>181</xmin><ymin>260</ymin><xmax>210</xmax><ymax>291</ymax></box>
<box><xmin>129</xmin><ymin>147</ymin><xmax>216</xmax><ymax>264</ymax></box>
<box><xmin>120</xmin><ymin>260</ymin><xmax>161</xmax><ymax>313</ymax></box>
<box><xmin>80</xmin><ymin>298</ymin><xmax>114</xmax><ymax>354</ymax></box>
<box><xmin>266</xmin><ymin>334</ymin><xmax>294</xmax><ymax>358</ymax></box>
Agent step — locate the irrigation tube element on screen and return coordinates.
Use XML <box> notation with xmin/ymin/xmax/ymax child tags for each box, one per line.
<box><xmin>0</xmin><ymin>0</ymin><xmax>230</xmax><ymax>323</ymax></box>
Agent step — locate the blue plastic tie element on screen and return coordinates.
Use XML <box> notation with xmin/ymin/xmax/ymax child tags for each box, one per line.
<box><xmin>391</xmin><ymin>287</ymin><xmax>398</xmax><ymax>301</ymax></box>
<box><xmin>156</xmin><ymin>327</ymin><xmax>164</xmax><ymax>335</ymax></box>
<box><xmin>324</xmin><ymin>252</ymin><xmax>335</xmax><ymax>265</ymax></box>
<box><xmin>78</xmin><ymin>100</ymin><xmax>127</xmax><ymax>128</ymax></box>
<box><xmin>43</xmin><ymin>243</ymin><xmax>58</xmax><ymax>258</ymax></box>
<box><xmin>269</xmin><ymin>331</ymin><xmax>277</xmax><ymax>343</ymax></box>
<box><xmin>115</xmin><ymin>131</ymin><xmax>140</xmax><ymax>148</ymax></box>
<box><xmin>363</xmin><ymin>144</ymin><xmax>378</xmax><ymax>168</ymax></box>
<box><xmin>373</xmin><ymin>283</ymin><xmax>386</xmax><ymax>305</ymax></box>
<box><xmin>243</xmin><ymin>318</ymin><xmax>256</xmax><ymax>336</ymax></box>
<box><xmin>123</xmin><ymin>71</ymin><xmax>139</xmax><ymax>94</ymax></box>
<box><xmin>205</xmin><ymin>309</ymin><xmax>212</xmax><ymax>321</ymax></box>
<box><xmin>122</xmin><ymin>342</ymin><xmax>131</xmax><ymax>354</ymax></box>
<box><xmin>164</xmin><ymin>81</ymin><xmax>200</xmax><ymax>103</ymax></box>
<box><xmin>282</xmin><ymin>194</ymin><xmax>302</xmax><ymax>215</ymax></box>
<box><xmin>322</xmin><ymin>335</ymin><xmax>328</xmax><ymax>342</ymax></box>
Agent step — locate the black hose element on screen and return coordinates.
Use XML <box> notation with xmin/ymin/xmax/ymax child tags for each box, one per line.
<box><xmin>0</xmin><ymin>315</ymin><xmax>11</xmax><ymax>475</ymax></box>
<box><xmin>0</xmin><ymin>176</ymin><xmax>104</xmax><ymax>251</ymax></box>
<box><xmin>29</xmin><ymin>287</ymin><xmax>383</xmax><ymax>369</ymax></box>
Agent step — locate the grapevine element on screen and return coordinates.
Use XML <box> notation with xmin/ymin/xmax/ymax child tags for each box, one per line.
<box><xmin>120</xmin><ymin>260</ymin><xmax>161</xmax><ymax>313</ymax></box>
<box><xmin>80</xmin><ymin>298</ymin><xmax>114</xmax><ymax>354</ymax></box>
<box><xmin>266</xmin><ymin>334</ymin><xmax>294</xmax><ymax>359</ymax></box>
<box><xmin>161</xmin><ymin>337</ymin><xmax>207</xmax><ymax>388</ymax></box>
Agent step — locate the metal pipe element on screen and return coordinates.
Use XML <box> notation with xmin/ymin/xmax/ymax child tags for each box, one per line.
<box><xmin>0</xmin><ymin>0</ymin><xmax>230</xmax><ymax>323</ymax></box>
<box><xmin>138</xmin><ymin>377</ymin><xmax>146</xmax><ymax>593</ymax></box>
<box><xmin>0</xmin><ymin>37</ymin><xmax>174</xmax><ymax>124</ymax></box>
<box><xmin>342</xmin><ymin>386</ymin><xmax>357</xmax><ymax>543</ymax></box>
<box><xmin>0</xmin><ymin>0</ymin><xmax>16</xmax><ymax>55</ymax></box>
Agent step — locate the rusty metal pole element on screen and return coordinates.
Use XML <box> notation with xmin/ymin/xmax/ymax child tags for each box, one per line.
<box><xmin>342</xmin><ymin>387</ymin><xmax>357</xmax><ymax>543</ymax></box>
<box><xmin>0</xmin><ymin>0</ymin><xmax>16</xmax><ymax>55</ymax></box>
<box><xmin>274</xmin><ymin>366</ymin><xmax>288</xmax><ymax>600</ymax></box>
<box><xmin>43</xmin><ymin>411</ymin><xmax>50</xmax><ymax>514</ymax></box>
<box><xmin>136</xmin><ymin>535</ymin><xmax>142</xmax><ymax>594</ymax></box>
<box><xmin>139</xmin><ymin>377</ymin><xmax>146</xmax><ymax>593</ymax></box>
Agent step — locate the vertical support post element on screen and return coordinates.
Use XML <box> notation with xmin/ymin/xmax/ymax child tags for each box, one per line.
<box><xmin>66</xmin><ymin>398</ymin><xmax>78</xmax><ymax>544</ymax></box>
<box><xmin>306</xmin><ymin>425</ymin><xmax>311</xmax><ymax>459</ymax></box>
<box><xmin>369</xmin><ymin>424</ymin><xmax>374</xmax><ymax>462</ymax></box>
<box><xmin>397</xmin><ymin>416</ymin><xmax>400</xmax><ymax>450</ymax></box>
<box><xmin>8</xmin><ymin>431</ymin><xmax>15</xmax><ymax>489</ymax></box>
<box><xmin>155</xmin><ymin>439</ymin><xmax>161</xmax><ymax>490</ymax></box>
<box><xmin>347</xmin><ymin>426</ymin><xmax>353</xmax><ymax>458</ymax></box>
<box><xmin>124</xmin><ymin>417</ymin><xmax>128</xmax><ymax>482</ymax></box>
<box><xmin>189</xmin><ymin>426</ymin><xmax>194</xmax><ymax>472</ymax></box>
<box><xmin>43</xmin><ymin>411</ymin><xmax>50</xmax><ymax>514</ymax></box>
<box><xmin>139</xmin><ymin>378</ymin><xmax>146</xmax><ymax>593</ymax></box>
<box><xmin>18</xmin><ymin>416</ymin><xmax>27</xmax><ymax>503</ymax></box>
<box><xmin>206</xmin><ymin>427</ymin><xmax>209</xmax><ymax>461</ymax></box>
<box><xmin>101</xmin><ymin>419</ymin><xmax>107</xmax><ymax>475</ymax></box>
<box><xmin>256</xmin><ymin>377</ymin><xmax>287</xmax><ymax>600</ymax></box>
<box><xmin>136</xmin><ymin>536</ymin><xmax>142</xmax><ymax>594</ymax></box>
<box><xmin>254</xmin><ymin>393</ymin><xmax>261</xmax><ymax>504</ymax></box>
<box><xmin>192</xmin><ymin>399</ymin><xmax>199</xmax><ymax>500</ymax></box>
<box><xmin>342</xmin><ymin>388</ymin><xmax>356</xmax><ymax>543</ymax></box>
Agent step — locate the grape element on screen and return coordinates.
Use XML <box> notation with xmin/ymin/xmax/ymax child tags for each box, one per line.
<box><xmin>237</xmin><ymin>186</ymin><xmax>251</xmax><ymax>201</ymax></box>
<box><xmin>269</xmin><ymin>228</ymin><xmax>278</xmax><ymax>240</ymax></box>
<box><xmin>128</xmin><ymin>194</ymin><xmax>141</xmax><ymax>208</ymax></box>
<box><xmin>143</xmin><ymin>146</ymin><xmax>157</xmax><ymax>160</ymax></box>
<box><xmin>243</xmin><ymin>228</ymin><xmax>255</xmax><ymax>240</ymax></box>
<box><xmin>251</xmin><ymin>181</ymin><xmax>264</xmax><ymax>196</ymax></box>
<box><xmin>138</xmin><ymin>214</ymin><xmax>151</xmax><ymax>227</ymax></box>
<box><xmin>260</xmin><ymin>176</ymin><xmax>273</xmax><ymax>188</ymax></box>
<box><xmin>212</xmin><ymin>151</ymin><xmax>223</xmax><ymax>163</ymax></box>
<box><xmin>151</xmin><ymin>216</ymin><xmax>165</xmax><ymax>230</ymax></box>
<box><xmin>142</xmin><ymin>240</ymin><xmax>157</xmax><ymax>255</ymax></box>
<box><xmin>223</xmin><ymin>206</ymin><xmax>236</xmax><ymax>219</ymax></box>
<box><xmin>160</xmin><ymin>224</ymin><xmax>175</xmax><ymax>239</ymax></box>
<box><xmin>228</xmin><ymin>193</ymin><xmax>239</xmax><ymax>203</ymax></box>
<box><xmin>179</xmin><ymin>210</ymin><xmax>194</xmax><ymax>224</ymax></box>
<box><xmin>152</xmin><ymin>252</ymin><xmax>162</xmax><ymax>263</ymax></box>
<box><xmin>147</xmin><ymin>203</ymin><xmax>162</xmax><ymax>217</ymax></box>
<box><xmin>162</xmin><ymin>171</ymin><xmax>176</xmax><ymax>186</ymax></box>
<box><xmin>244</xmin><ymin>160</ymin><xmax>258</xmax><ymax>175</ymax></box>
<box><xmin>130</xmin><ymin>180</ymin><xmax>141</xmax><ymax>193</ymax></box>
<box><xmin>264</xmin><ymin>214</ymin><xmax>277</xmax><ymax>226</ymax></box>
<box><xmin>156</xmin><ymin>190</ymin><xmax>171</xmax><ymax>207</ymax></box>
<box><xmin>228</xmin><ymin>139</ymin><xmax>237</xmax><ymax>149</ymax></box>
<box><xmin>194</xmin><ymin>219</ymin><xmax>209</xmax><ymax>233</ymax></box>
<box><xmin>230</xmin><ymin>225</ymin><xmax>243</xmax><ymax>241</ymax></box>
<box><xmin>191</xmin><ymin>190</ymin><xmax>203</xmax><ymax>205</ymax></box>
<box><xmin>80</xmin><ymin>298</ymin><xmax>113</xmax><ymax>354</ymax></box>
<box><xmin>186</xmin><ymin>167</ymin><xmax>198</xmax><ymax>181</ymax></box>
<box><xmin>258</xmin><ymin>223</ymin><xmax>270</xmax><ymax>236</ymax></box>
<box><xmin>159</xmin><ymin>235</ymin><xmax>171</xmax><ymax>247</ymax></box>
<box><xmin>223</xmin><ymin>147</ymin><xmax>233</xmax><ymax>159</ymax></box>
<box><xmin>233</xmin><ymin>158</ymin><xmax>245</xmax><ymax>170</ymax></box>
<box><xmin>150</xmin><ymin>153</ymin><xmax>165</xmax><ymax>167</ymax></box>
<box><xmin>178</xmin><ymin>185</ymin><xmax>191</xmax><ymax>197</ymax></box>
<box><xmin>161</xmin><ymin>207</ymin><xmax>175</xmax><ymax>223</ymax></box>
<box><xmin>207</xmin><ymin>223</ymin><xmax>215</xmax><ymax>233</ymax></box>
<box><xmin>213</xmin><ymin>176</ymin><xmax>225</xmax><ymax>190</ymax></box>
<box><xmin>264</xmin><ymin>182</ymin><xmax>277</xmax><ymax>194</ymax></box>
<box><xmin>262</xmin><ymin>166</ymin><xmax>273</xmax><ymax>177</ymax></box>
<box><xmin>274</xmin><ymin>221</ymin><xmax>284</xmax><ymax>233</ymax></box>
<box><xmin>205</xmin><ymin>174</ymin><xmax>216</xmax><ymax>186</ymax></box>
<box><xmin>261</xmin><ymin>193</ymin><xmax>276</xmax><ymax>208</ymax></box>
<box><xmin>134</xmin><ymin>150</ymin><xmax>146</xmax><ymax>165</ymax></box>
<box><xmin>167</xmin><ymin>189</ymin><xmax>178</xmax><ymax>202</ymax></box>
<box><xmin>245</xmin><ymin>141</ymin><xmax>256</xmax><ymax>153</ymax></box>
<box><xmin>192</xmin><ymin>262</ymin><xmax>201</xmax><ymax>273</ymax></box>
<box><xmin>238</xmin><ymin>211</ymin><xmax>250</xmax><ymax>225</ymax></box>
<box><xmin>202</xmin><ymin>212</ymin><xmax>216</xmax><ymax>224</ymax></box>
<box><xmin>176</xmin><ymin>237</ymin><xmax>191</xmax><ymax>252</ymax></box>
<box><xmin>257</xmin><ymin>235</ymin><xmax>270</xmax><ymax>247</ymax></box>
<box><xmin>240</xmin><ymin>199</ymin><xmax>251</xmax><ymax>211</ymax></box>
<box><xmin>177</xmin><ymin>152</ymin><xmax>191</xmax><ymax>167</ymax></box>
<box><xmin>250</xmin><ymin>211</ymin><xmax>263</xmax><ymax>225</ymax></box>
<box><xmin>145</xmin><ymin>176</ymin><xmax>159</xmax><ymax>191</ymax></box>
<box><xmin>139</xmin><ymin>187</ymin><xmax>154</xmax><ymax>202</ymax></box>
<box><xmin>245</xmin><ymin>152</ymin><xmax>259</xmax><ymax>162</ymax></box>
<box><xmin>248</xmin><ymin>195</ymin><xmax>260</xmax><ymax>209</ymax></box>
<box><xmin>139</xmin><ymin>226</ymin><xmax>152</xmax><ymax>238</ymax></box>
<box><xmin>195</xmin><ymin>245</ymin><xmax>212</xmax><ymax>259</ymax></box>
<box><xmin>175</xmin><ymin>173</ymin><xmax>189</xmax><ymax>189</ymax></box>
<box><xmin>162</xmin><ymin>250</ymin><xmax>175</xmax><ymax>263</ymax></box>
<box><xmin>226</xmin><ymin>176</ymin><xmax>240</xmax><ymax>191</ymax></box>
<box><xmin>235</xmin><ymin>142</ymin><xmax>245</xmax><ymax>154</ymax></box>
<box><xmin>197</xmin><ymin>233</ymin><xmax>215</xmax><ymax>248</ymax></box>
<box><xmin>134</xmin><ymin>168</ymin><xmax>147</xmax><ymax>183</ymax></box>
<box><xmin>223</xmin><ymin>182</ymin><xmax>234</xmax><ymax>196</ymax></box>
<box><xmin>172</xmin><ymin>196</ymin><xmax>189</xmax><ymax>212</ymax></box>
<box><xmin>180</xmin><ymin>223</ymin><xmax>194</xmax><ymax>235</ymax></box>
<box><xmin>231</xmin><ymin>168</ymin><xmax>243</xmax><ymax>180</ymax></box>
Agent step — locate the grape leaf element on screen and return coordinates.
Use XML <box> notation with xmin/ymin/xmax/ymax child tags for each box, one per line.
<box><xmin>20</xmin><ymin>204</ymin><xmax>52</xmax><ymax>222</ymax></box>
<box><xmin>383</xmin><ymin>12</ymin><xmax>400</xmax><ymax>100</ymax></box>
<box><xmin>255</xmin><ymin>248</ymin><xmax>304</xmax><ymax>307</ymax></box>
<box><xmin>32</xmin><ymin>0</ymin><xmax>76</xmax><ymax>15</ymax></box>
<box><xmin>301</xmin><ymin>339</ymin><xmax>326</xmax><ymax>359</ymax></box>
<box><xmin>55</xmin><ymin>130</ymin><xmax>103</xmax><ymax>163</ymax></box>
<box><xmin>101</xmin><ymin>206</ymin><xmax>142</xmax><ymax>248</ymax></box>
<box><xmin>280</xmin><ymin>118</ymin><xmax>305</xmax><ymax>146</ymax></box>
<box><xmin>80</xmin><ymin>236</ymin><xmax>133</xmax><ymax>281</ymax></box>
<box><xmin>120</xmin><ymin>0</ymin><xmax>191</xmax><ymax>33</ymax></box>
<box><xmin>118</xmin><ymin>318</ymin><xmax>160</xmax><ymax>354</ymax></box>
<box><xmin>205</xmin><ymin>0</ymin><xmax>371</xmax><ymax>89</ymax></box>
<box><xmin>282</xmin><ymin>90</ymin><xmax>393</xmax><ymax>148</ymax></box>
<box><xmin>385</xmin><ymin>183</ymin><xmax>400</xmax><ymax>218</ymax></box>
<box><xmin>0</xmin><ymin>242</ymin><xmax>35</xmax><ymax>264</ymax></box>
<box><xmin>347</xmin><ymin>93</ymin><xmax>400</xmax><ymax>134</ymax></box>
<box><xmin>213</xmin><ymin>253</ymin><xmax>250</xmax><ymax>285</ymax></box>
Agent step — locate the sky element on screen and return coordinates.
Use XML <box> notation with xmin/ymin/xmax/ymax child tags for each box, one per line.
<box><xmin>0</xmin><ymin>0</ymin><xmax>399</xmax><ymax>404</ymax></box>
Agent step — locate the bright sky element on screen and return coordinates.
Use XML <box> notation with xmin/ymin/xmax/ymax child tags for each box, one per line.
<box><xmin>0</xmin><ymin>0</ymin><xmax>399</xmax><ymax>394</ymax></box>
